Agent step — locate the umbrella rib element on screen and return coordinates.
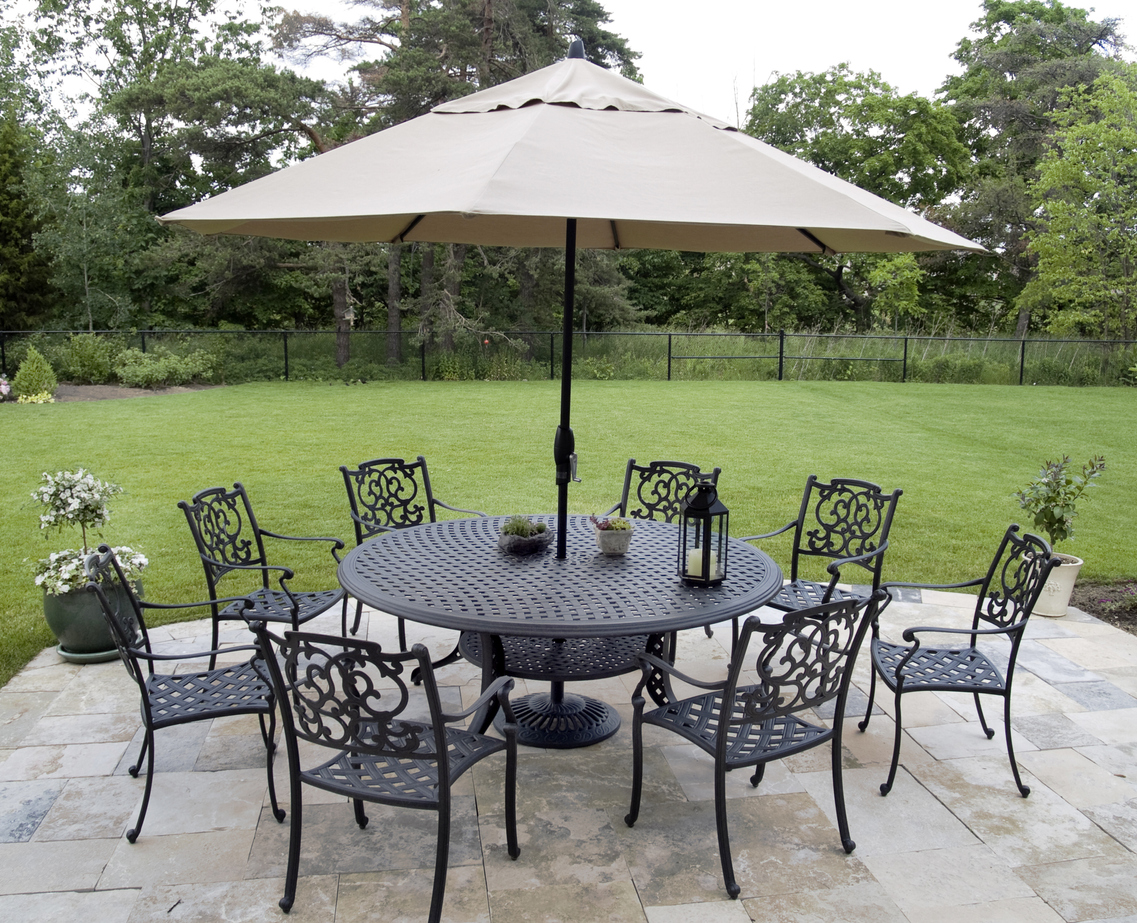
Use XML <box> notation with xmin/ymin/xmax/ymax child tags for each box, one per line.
<box><xmin>797</xmin><ymin>228</ymin><xmax>836</xmax><ymax>255</ymax></box>
<box><xmin>395</xmin><ymin>215</ymin><xmax>427</xmax><ymax>243</ymax></box>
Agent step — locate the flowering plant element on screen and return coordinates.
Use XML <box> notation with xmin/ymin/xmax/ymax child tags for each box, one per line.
<box><xmin>33</xmin><ymin>546</ymin><xmax>148</xmax><ymax>596</ymax></box>
<box><xmin>17</xmin><ymin>391</ymin><xmax>54</xmax><ymax>404</ymax></box>
<box><xmin>0</xmin><ymin>375</ymin><xmax>10</xmax><ymax>401</ymax></box>
<box><xmin>590</xmin><ymin>515</ymin><xmax>632</xmax><ymax>531</ymax></box>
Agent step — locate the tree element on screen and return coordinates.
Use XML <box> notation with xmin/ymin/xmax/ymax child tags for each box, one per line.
<box><xmin>941</xmin><ymin>0</ymin><xmax>1126</xmax><ymax>335</ymax></box>
<box><xmin>1020</xmin><ymin>68</ymin><xmax>1137</xmax><ymax>339</ymax></box>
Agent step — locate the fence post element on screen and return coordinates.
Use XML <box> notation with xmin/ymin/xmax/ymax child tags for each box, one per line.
<box><xmin>421</xmin><ymin>341</ymin><xmax>426</xmax><ymax>381</ymax></box>
<box><xmin>903</xmin><ymin>336</ymin><xmax>908</xmax><ymax>382</ymax></box>
<box><xmin>778</xmin><ymin>330</ymin><xmax>785</xmax><ymax>381</ymax></box>
<box><xmin>140</xmin><ymin>330</ymin><xmax>146</xmax><ymax>353</ymax></box>
<box><xmin>282</xmin><ymin>332</ymin><xmax>289</xmax><ymax>381</ymax></box>
<box><xmin>550</xmin><ymin>333</ymin><xmax>555</xmax><ymax>380</ymax></box>
<box><xmin>1</xmin><ymin>333</ymin><xmax>6</xmax><ymax>377</ymax></box>
<box><xmin>667</xmin><ymin>333</ymin><xmax>672</xmax><ymax>381</ymax></box>
<box><xmin>1019</xmin><ymin>339</ymin><xmax>1027</xmax><ymax>385</ymax></box>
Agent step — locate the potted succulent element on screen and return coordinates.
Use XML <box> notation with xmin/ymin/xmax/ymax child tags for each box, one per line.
<box><xmin>590</xmin><ymin>515</ymin><xmax>635</xmax><ymax>555</ymax></box>
<box><xmin>30</xmin><ymin>469</ymin><xmax>147</xmax><ymax>660</ymax></box>
<box><xmin>497</xmin><ymin>515</ymin><xmax>554</xmax><ymax>555</ymax></box>
<box><xmin>1014</xmin><ymin>455</ymin><xmax>1105</xmax><ymax>617</ymax></box>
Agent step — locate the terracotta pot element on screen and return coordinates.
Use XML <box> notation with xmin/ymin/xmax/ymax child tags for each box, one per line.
<box><xmin>1033</xmin><ymin>554</ymin><xmax>1083</xmax><ymax>618</ymax></box>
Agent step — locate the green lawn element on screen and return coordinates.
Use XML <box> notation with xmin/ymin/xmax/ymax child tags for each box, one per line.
<box><xmin>3</xmin><ymin>379</ymin><xmax>1134</xmax><ymax>688</ymax></box>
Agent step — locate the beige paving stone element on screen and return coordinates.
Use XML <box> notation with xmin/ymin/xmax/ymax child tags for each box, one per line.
<box><xmin>1039</xmin><ymin>637</ymin><xmax>1137</xmax><ymax>670</ymax></box>
<box><xmin>836</xmin><ymin>714</ymin><xmax>936</xmax><ymax>769</ymax></box>
<box><xmin>860</xmin><ymin>844</ymin><xmax>1035</xmax><ymax>916</ymax></box>
<box><xmin>125</xmin><ymin>875</ymin><xmax>337</xmax><ymax>922</ymax></box>
<box><xmin>35</xmin><ymin>775</ymin><xmax>143</xmax><ymax>841</ymax></box>
<box><xmin>796</xmin><ymin>766</ymin><xmax>979</xmax><ymax>858</ymax></box>
<box><xmin>1006</xmin><ymin>671</ymin><xmax>1089</xmax><ymax>716</ymax></box>
<box><xmin>45</xmin><ymin>661</ymin><xmax>139</xmax><ymax>716</ymax></box>
<box><xmin>1097</xmin><ymin>666</ymin><xmax>1137</xmax><ymax>698</ymax></box>
<box><xmin>336</xmin><ymin>865</ymin><xmax>489</xmax><ymax>923</ymax></box>
<box><xmin>1082</xmin><ymin>798</ymin><xmax>1137</xmax><ymax>853</ymax></box>
<box><xmin>131</xmin><ymin>769</ymin><xmax>271</xmax><ymax>835</ymax></box>
<box><xmin>481</xmin><ymin>803</ymin><xmax>630</xmax><ymax>892</ymax></box>
<box><xmin>488</xmin><ymin>879</ymin><xmax>646</xmax><ymax>923</ymax></box>
<box><xmin>97</xmin><ymin>829</ymin><xmax>257</xmax><ymax>889</ymax></box>
<box><xmin>907</xmin><ymin>718</ymin><xmax>1038</xmax><ymax>761</ymax></box>
<box><xmin>1</xmin><ymin>661</ymin><xmax>82</xmax><ymax>694</ymax></box>
<box><xmin>3</xmin><ymin>887</ymin><xmax>140</xmax><ymax>922</ymax></box>
<box><xmin>1018</xmin><ymin>748</ymin><xmax>1137</xmax><ymax>807</ymax></box>
<box><xmin>915</xmin><ymin>755</ymin><xmax>1125</xmax><ymax>866</ymax></box>
<box><xmin>646</xmin><ymin>899</ymin><xmax>753</xmax><ymax>923</ymax></box>
<box><xmin>21</xmin><ymin>712</ymin><xmax>141</xmax><ymax>746</ymax></box>
<box><xmin>1015</xmin><ymin>854</ymin><xmax>1137</xmax><ymax>921</ymax></box>
<box><xmin>0</xmin><ymin>741</ymin><xmax>130</xmax><ymax>781</ymax></box>
<box><xmin>0</xmin><ymin>691</ymin><xmax>58</xmax><ymax>747</ymax></box>
<box><xmin>1075</xmin><ymin>741</ymin><xmax>1137</xmax><ymax>782</ymax></box>
<box><xmin>615</xmin><ymin>793</ymin><xmax>875</xmax><ymax>905</ymax></box>
<box><xmin>0</xmin><ymin>837</ymin><xmax>119</xmax><ymax>893</ymax></box>
<box><xmin>903</xmin><ymin>896</ymin><xmax>1067</xmax><ymax>923</ymax></box>
<box><xmin>1069</xmin><ymin>708</ymin><xmax>1137</xmax><ymax>746</ymax></box>
<box><xmin>660</xmin><ymin>743</ymin><xmax>804</xmax><ymax>801</ymax></box>
<box><xmin>744</xmin><ymin>880</ymin><xmax>908</xmax><ymax>923</ymax></box>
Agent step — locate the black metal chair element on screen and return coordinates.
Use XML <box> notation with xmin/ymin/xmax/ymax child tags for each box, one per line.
<box><xmin>84</xmin><ymin>544</ymin><xmax>283</xmax><ymax>843</ymax></box>
<box><xmin>625</xmin><ymin>593</ymin><xmax>882</xmax><ymax>899</ymax></box>
<box><xmin>340</xmin><ymin>455</ymin><xmax>486</xmax><ymax>639</ymax></box>
<box><xmin>251</xmin><ymin>624</ymin><xmax>520</xmax><ymax>920</ymax></box>
<box><xmin>859</xmin><ymin>524</ymin><xmax>1059</xmax><ymax>797</ymax></box>
<box><xmin>738</xmin><ymin>474</ymin><xmax>902</xmax><ymax>648</ymax></box>
<box><xmin>603</xmin><ymin>458</ymin><xmax>722</xmax><ymax>523</ymax></box>
<box><xmin>179</xmin><ymin>482</ymin><xmax>346</xmax><ymax>667</ymax></box>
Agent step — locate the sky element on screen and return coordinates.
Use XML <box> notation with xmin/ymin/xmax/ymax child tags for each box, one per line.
<box><xmin>597</xmin><ymin>0</ymin><xmax>1134</xmax><ymax>126</ymax></box>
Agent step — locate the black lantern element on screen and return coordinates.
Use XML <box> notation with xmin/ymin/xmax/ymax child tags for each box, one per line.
<box><xmin>678</xmin><ymin>483</ymin><xmax>729</xmax><ymax>586</ymax></box>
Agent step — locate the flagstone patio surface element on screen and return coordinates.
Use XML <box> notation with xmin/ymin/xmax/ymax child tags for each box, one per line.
<box><xmin>3</xmin><ymin>591</ymin><xmax>1136</xmax><ymax>922</ymax></box>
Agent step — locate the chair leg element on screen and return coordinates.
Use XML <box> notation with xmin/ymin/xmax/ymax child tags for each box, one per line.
<box><xmin>260</xmin><ymin>711</ymin><xmax>285</xmax><ymax>822</ymax></box>
<box><xmin>859</xmin><ymin>661</ymin><xmax>879</xmax><ymax>732</ymax></box>
<box><xmin>280</xmin><ymin>780</ymin><xmax>303</xmax><ymax>912</ymax></box>
<box><xmin>128</xmin><ymin>729</ymin><xmax>150</xmax><ymax>778</ymax></box>
<box><xmin>127</xmin><ymin>728</ymin><xmax>156</xmax><ymax>843</ymax></box>
<box><xmin>350</xmin><ymin>598</ymin><xmax>364</xmax><ymax>636</ymax></box>
<box><xmin>714</xmin><ymin>762</ymin><xmax>740</xmax><ymax>899</ymax></box>
<box><xmin>352</xmin><ymin>797</ymin><xmax>369</xmax><ymax>829</ymax></box>
<box><xmin>624</xmin><ymin>695</ymin><xmax>646</xmax><ymax>827</ymax></box>
<box><xmin>973</xmin><ymin>692</ymin><xmax>996</xmax><ymax>739</ymax></box>
<box><xmin>397</xmin><ymin>616</ymin><xmax>408</xmax><ymax>652</ymax></box>
<box><xmin>881</xmin><ymin>689</ymin><xmax>904</xmax><ymax>796</ymax></box>
<box><xmin>1001</xmin><ymin>693</ymin><xmax>1030</xmax><ymax>797</ymax></box>
<box><xmin>703</xmin><ymin>623</ymin><xmax>714</xmax><ymax>638</ymax></box>
<box><xmin>831</xmin><ymin>732</ymin><xmax>855</xmax><ymax>853</ymax></box>
<box><xmin>209</xmin><ymin>617</ymin><xmax>221</xmax><ymax>672</ymax></box>
<box><xmin>503</xmin><ymin>726</ymin><xmax>520</xmax><ymax>860</ymax></box>
<box><xmin>428</xmin><ymin>803</ymin><xmax>451</xmax><ymax>923</ymax></box>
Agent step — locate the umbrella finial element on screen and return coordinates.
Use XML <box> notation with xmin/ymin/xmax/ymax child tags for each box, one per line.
<box><xmin>567</xmin><ymin>38</ymin><xmax>586</xmax><ymax>59</ymax></box>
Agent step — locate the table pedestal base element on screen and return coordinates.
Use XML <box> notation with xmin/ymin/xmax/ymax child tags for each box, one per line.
<box><xmin>494</xmin><ymin>688</ymin><xmax>620</xmax><ymax>749</ymax></box>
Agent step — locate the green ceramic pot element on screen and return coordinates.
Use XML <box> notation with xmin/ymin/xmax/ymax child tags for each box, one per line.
<box><xmin>42</xmin><ymin>581</ymin><xmax>140</xmax><ymax>663</ymax></box>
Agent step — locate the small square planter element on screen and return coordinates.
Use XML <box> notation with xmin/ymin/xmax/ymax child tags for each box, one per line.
<box><xmin>593</xmin><ymin>524</ymin><xmax>634</xmax><ymax>555</ymax></box>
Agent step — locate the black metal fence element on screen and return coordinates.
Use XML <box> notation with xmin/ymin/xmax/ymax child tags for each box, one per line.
<box><xmin>3</xmin><ymin>328</ymin><xmax>1135</xmax><ymax>387</ymax></box>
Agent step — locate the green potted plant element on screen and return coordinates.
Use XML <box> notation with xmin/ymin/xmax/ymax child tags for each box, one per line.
<box><xmin>590</xmin><ymin>514</ymin><xmax>635</xmax><ymax>555</ymax></box>
<box><xmin>1014</xmin><ymin>454</ymin><xmax>1105</xmax><ymax>617</ymax></box>
<box><xmin>30</xmin><ymin>469</ymin><xmax>147</xmax><ymax>660</ymax></box>
<box><xmin>497</xmin><ymin>515</ymin><xmax>554</xmax><ymax>555</ymax></box>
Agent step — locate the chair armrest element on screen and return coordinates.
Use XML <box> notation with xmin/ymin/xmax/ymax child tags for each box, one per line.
<box><xmin>198</xmin><ymin>555</ymin><xmax>296</xmax><ymax>582</ymax></box>
<box><xmin>635</xmin><ymin>652</ymin><xmax>728</xmax><ymax>692</ymax></box>
<box><xmin>258</xmin><ymin>530</ymin><xmax>345</xmax><ymax>562</ymax></box>
<box><xmin>602</xmin><ymin>501</ymin><xmax>622</xmax><ymax>518</ymax></box>
<box><xmin>824</xmin><ymin>539</ymin><xmax>890</xmax><ymax>577</ymax></box>
<box><xmin>132</xmin><ymin>644</ymin><xmax>262</xmax><ymax>664</ymax></box>
<box><xmin>900</xmin><ymin>621</ymin><xmax>1025</xmax><ymax>644</ymax></box>
<box><xmin>739</xmin><ymin>521</ymin><xmax>795</xmax><ymax>542</ymax></box>
<box><xmin>882</xmin><ymin>577</ymin><xmax>984</xmax><ymax>594</ymax></box>
<box><xmin>441</xmin><ymin>676</ymin><xmax>515</xmax><ymax>723</ymax></box>
<box><xmin>139</xmin><ymin>595</ymin><xmax>255</xmax><ymax>613</ymax></box>
<box><xmin>433</xmin><ymin>499</ymin><xmax>488</xmax><ymax>518</ymax></box>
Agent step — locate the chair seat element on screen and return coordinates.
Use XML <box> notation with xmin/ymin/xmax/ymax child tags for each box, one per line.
<box><xmin>145</xmin><ymin>661</ymin><xmax>273</xmax><ymax>729</ymax></box>
<box><xmin>459</xmin><ymin>632</ymin><xmax>651</xmax><ymax>682</ymax></box>
<box><xmin>220</xmin><ymin>586</ymin><xmax>345</xmax><ymax>623</ymax></box>
<box><xmin>643</xmin><ymin>689</ymin><xmax>833</xmax><ymax>766</ymax></box>
<box><xmin>871</xmin><ymin>639</ymin><xmax>1007</xmax><ymax>694</ymax></box>
<box><xmin>301</xmin><ymin>724</ymin><xmax>508</xmax><ymax>805</ymax></box>
<box><xmin>766</xmin><ymin>579</ymin><xmax>864</xmax><ymax>612</ymax></box>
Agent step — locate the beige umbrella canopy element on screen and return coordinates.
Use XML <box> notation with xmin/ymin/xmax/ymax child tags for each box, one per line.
<box><xmin>160</xmin><ymin>44</ymin><xmax>982</xmax><ymax>555</ymax></box>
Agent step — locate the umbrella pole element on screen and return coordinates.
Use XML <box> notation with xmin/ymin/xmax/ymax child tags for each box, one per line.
<box><xmin>554</xmin><ymin>219</ymin><xmax>577</xmax><ymax>558</ymax></box>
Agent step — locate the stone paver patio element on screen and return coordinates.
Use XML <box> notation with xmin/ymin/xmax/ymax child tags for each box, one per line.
<box><xmin>3</xmin><ymin>591</ymin><xmax>1137</xmax><ymax>922</ymax></box>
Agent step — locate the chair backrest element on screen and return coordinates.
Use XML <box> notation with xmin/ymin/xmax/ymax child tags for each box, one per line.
<box><xmin>340</xmin><ymin>456</ymin><xmax>439</xmax><ymax>543</ymax></box>
<box><xmin>614</xmin><ymin>459</ymin><xmax>722</xmax><ymax>523</ymax></box>
<box><xmin>788</xmin><ymin>475</ymin><xmax>902</xmax><ymax>586</ymax></box>
<box><xmin>84</xmin><ymin>544</ymin><xmax>152</xmax><ymax>689</ymax></box>
<box><xmin>179</xmin><ymin>483</ymin><xmax>269</xmax><ymax>594</ymax></box>
<box><xmin>727</xmin><ymin>595</ymin><xmax>877</xmax><ymax>728</ymax></box>
<box><xmin>253</xmin><ymin>626</ymin><xmax>449</xmax><ymax>764</ymax></box>
<box><xmin>974</xmin><ymin>525</ymin><xmax>1058</xmax><ymax>634</ymax></box>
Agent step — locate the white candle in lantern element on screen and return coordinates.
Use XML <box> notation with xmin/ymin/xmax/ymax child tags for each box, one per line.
<box><xmin>687</xmin><ymin>548</ymin><xmax>718</xmax><ymax>578</ymax></box>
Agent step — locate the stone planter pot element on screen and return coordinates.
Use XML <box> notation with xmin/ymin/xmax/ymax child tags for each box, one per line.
<box><xmin>593</xmin><ymin>525</ymin><xmax>634</xmax><ymax>555</ymax></box>
<box><xmin>42</xmin><ymin>580</ymin><xmax>139</xmax><ymax>663</ymax></box>
<box><xmin>1033</xmin><ymin>554</ymin><xmax>1083</xmax><ymax>618</ymax></box>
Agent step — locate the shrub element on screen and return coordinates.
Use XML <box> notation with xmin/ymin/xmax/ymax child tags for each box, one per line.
<box><xmin>59</xmin><ymin>334</ymin><xmax>114</xmax><ymax>384</ymax></box>
<box><xmin>114</xmin><ymin>346</ymin><xmax>215</xmax><ymax>388</ymax></box>
<box><xmin>12</xmin><ymin>346</ymin><xmax>58</xmax><ymax>398</ymax></box>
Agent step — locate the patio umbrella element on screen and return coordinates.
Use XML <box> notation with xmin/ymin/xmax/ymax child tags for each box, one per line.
<box><xmin>160</xmin><ymin>42</ymin><xmax>982</xmax><ymax>557</ymax></box>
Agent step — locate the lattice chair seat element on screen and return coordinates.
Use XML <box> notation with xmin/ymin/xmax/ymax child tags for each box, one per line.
<box><xmin>303</xmin><ymin>725</ymin><xmax>507</xmax><ymax>806</ymax></box>
<box><xmin>625</xmin><ymin>594</ymin><xmax>880</xmax><ymax>900</ymax></box>
<box><xmin>145</xmin><ymin>662</ymin><xmax>274</xmax><ymax>726</ymax></box>
<box><xmin>871</xmin><ymin>641</ymin><xmax>1007</xmax><ymax>694</ymax></box>
<box><xmin>84</xmin><ymin>545</ymin><xmax>282</xmax><ymax>845</ymax></box>
<box><xmin>859</xmin><ymin>524</ymin><xmax>1059</xmax><ymax>798</ymax></box>
<box><xmin>225</xmin><ymin>587</ymin><xmax>346</xmax><ymax>624</ymax></box>
<box><xmin>252</xmin><ymin>626</ymin><xmax>520</xmax><ymax>922</ymax></box>
<box><xmin>768</xmin><ymin>579</ymin><xmax>865</xmax><ymax>613</ymax></box>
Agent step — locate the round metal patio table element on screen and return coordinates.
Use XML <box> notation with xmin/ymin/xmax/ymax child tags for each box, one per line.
<box><xmin>338</xmin><ymin>515</ymin><xmax>782</xmax><ymax>747</ymax></box>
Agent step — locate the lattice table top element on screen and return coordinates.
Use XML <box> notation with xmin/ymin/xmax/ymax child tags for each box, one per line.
<box><xmin>339</xmin><ymin>515</ymin><xmax>782</xmax><ymax>639</ymax></box>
